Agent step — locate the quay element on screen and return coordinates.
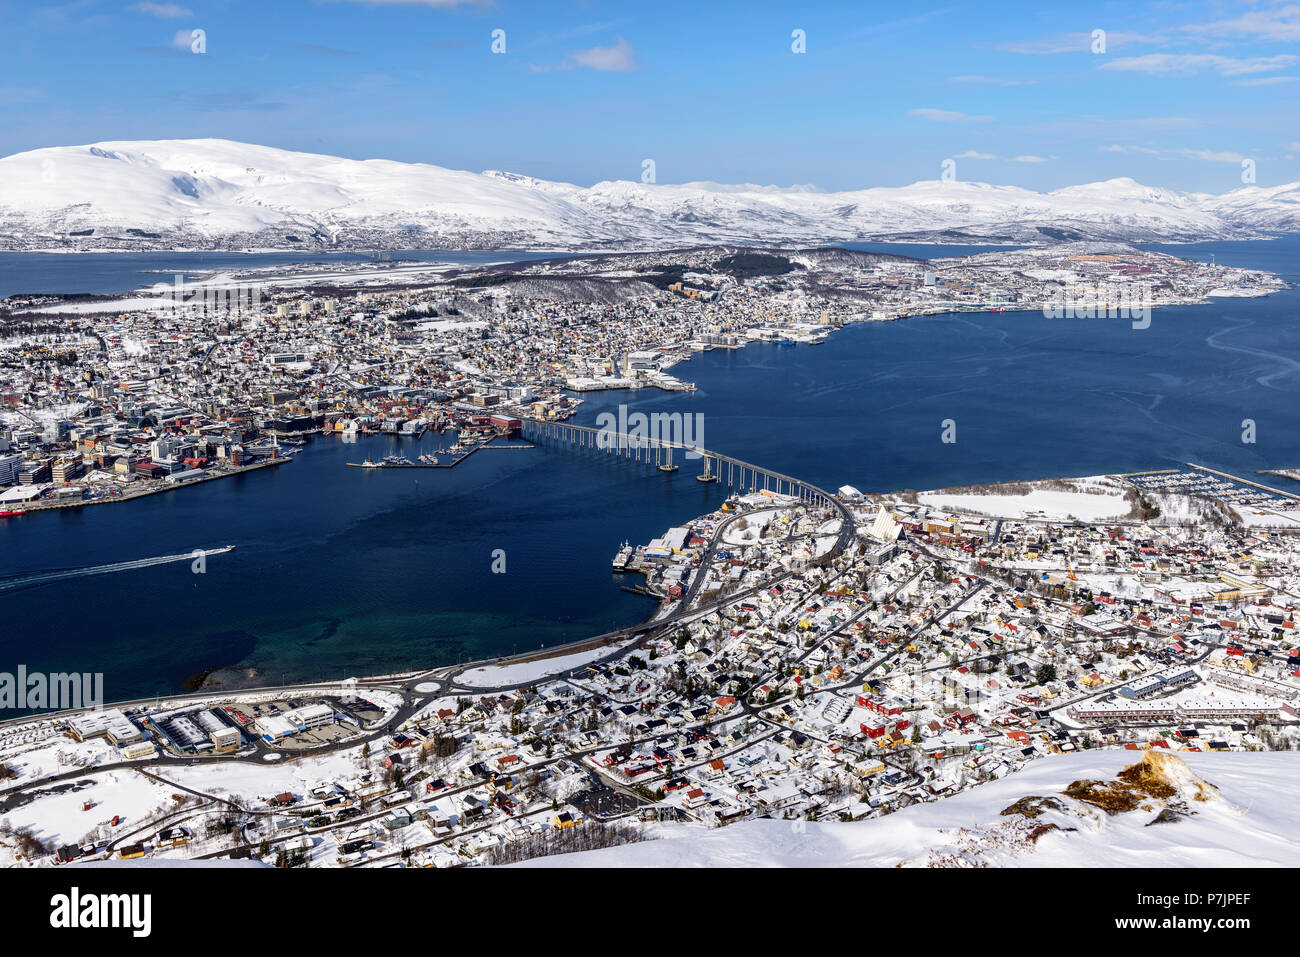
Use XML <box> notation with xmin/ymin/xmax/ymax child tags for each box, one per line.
<box><xmin>11</xmin><ymin>456</ymin><xmax>292</xmax><ymax>515</ymax></box>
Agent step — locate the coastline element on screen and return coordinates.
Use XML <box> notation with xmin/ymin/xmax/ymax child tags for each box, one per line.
<box><xmin>9</xmin><ymin>455</ymin><xmax>291</xmax><ymax>515</ymax></box>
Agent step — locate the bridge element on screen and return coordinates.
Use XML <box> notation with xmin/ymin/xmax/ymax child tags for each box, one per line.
<box><xmin>520</xmin><ymin>418</ymin><xmax>844</xmax><ymax>512</ymax></box>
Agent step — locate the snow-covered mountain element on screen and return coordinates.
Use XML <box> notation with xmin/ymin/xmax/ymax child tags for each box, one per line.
<box><xmin>2</xmin><ymin>138</ymin><xmax>1298</xmax><ymax>251</ymax></box>
<box><xmin>509</xmin><ymin>750</ymin><xmax>1300</xmax><ymax>868</ymax></box>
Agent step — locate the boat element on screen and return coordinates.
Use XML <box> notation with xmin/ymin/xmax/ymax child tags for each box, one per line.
<box><xmin>359</xmin><ymin>459</ymin><xmax>379</xmax><ymax>469</ymax></box>
<box><xmin>0</xmin><ymin>508</ymin><xmax>24</xmax><ymax>518</ymax></box>
<box><xmin>612</xmin><ymin>541</ymin><xmax>633</xmax><ymax>571</ymax></box>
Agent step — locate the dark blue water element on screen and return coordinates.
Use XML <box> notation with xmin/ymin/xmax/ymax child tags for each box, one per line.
<box><xmin>1</xmin><ymin>238</ymin><xmax>1296</xmax><ymax>702</ymax></box>
<box><xmin>0</xmin><ymin>249</ymin><xmax>563</xmax><ymax>299</ymax></box>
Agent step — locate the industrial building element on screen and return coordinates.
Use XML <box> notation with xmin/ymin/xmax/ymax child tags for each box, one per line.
<box><xmin>67</xmin><ymin>709</ymin><xmax>143</xmax><ymax>746</ymax></box>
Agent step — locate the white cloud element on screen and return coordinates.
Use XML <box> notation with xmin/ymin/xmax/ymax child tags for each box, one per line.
<box><xmin>1100</xmin><ymin>144</ymin><xmax>1161</xmax><ymax>155</ymax></box>
<box><xmin>1100</xmin><ymin>144</ymin><xmax>1253</xmax><ymax>164</ymax></box>
<box><xmin>1176</xmin><ymin>148</ymin><xmax>1250</xmax><ymax>163</ymax></box>
<box><xmin>531</xmin><ymin>36</ymin><xmax>640</xmax><ymax>73</ymax></box>
<box><xmin>994</xmin><ymin>31</ymin><xmax>1159</xmax><ymax>54</ymax></box>
<box><xmin>908</xmin><ymin>108</ymin><xmax>994</xmax><ymax>123</ymax></box>
<box><xmin>952</xmin><ymin>150</ymin><xmax>1051</xmax><ymax>163</ymax></box>
<box><xmin>127</xmin><ymin>2</ymin><xmax>193</xmax><ymax>16</ymax></box>
<box><xmin>1234</xmin><ymin>75</ymin><xmax>1300</xmax><ymax>87</ymax></box>
<box><xmin>569</xmin><ymin>36</ymin><xmax>639</xmax><ymax>72</ymax></box>
<box><xmin>1182</xmin><ymin>6</ymin><xmax>1300</xmax><ymax>42</ymax></box>
<box><xmin>1101</xmin><ymin>53</ymin><xmax>1299</xmax><ymax>76</ymax></box>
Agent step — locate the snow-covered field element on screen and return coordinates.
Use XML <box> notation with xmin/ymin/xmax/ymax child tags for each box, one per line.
<box><xmin>146</xmin><ymin>752</ymin><xmax>363</xmax><ymax>807</ymax></box>
<box><xmin>512</xmin><ymin>750</ymin><xmax>1300</xmax><ymax>868</ymax></box>
<box><xmin>4</xmin><ymin>769</ymin><xmax>176</xmax><ymax>850</ymax></box>
<box><xmin>918</xmin><ymin>484</ymin><xmax>1129</xmax><ymax>521</ymax></box>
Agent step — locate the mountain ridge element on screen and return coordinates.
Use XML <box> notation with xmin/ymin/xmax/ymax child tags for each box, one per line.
<box><xmin>2</xmin><ymin>138</ymin><xmax>1298</xmax><ymax>252</ymax></box>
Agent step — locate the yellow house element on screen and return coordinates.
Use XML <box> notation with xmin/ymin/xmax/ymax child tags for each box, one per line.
<box><xmin>552</xmin><ymin>812</ymin><xmax>580</xmax><ymax>829</ymax></box>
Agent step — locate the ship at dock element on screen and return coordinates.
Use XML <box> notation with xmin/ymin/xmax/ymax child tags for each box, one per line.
<box><xmin>612</xmin><ymin>541</ymin><xmax>633</xmax><ymax>571</ymax></box>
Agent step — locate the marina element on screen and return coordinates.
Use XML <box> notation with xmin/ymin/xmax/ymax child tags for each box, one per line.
<box><xmin>347</xmin><ymin>440</ymin><xmax>537</xmax><ymax>469</ymax></box>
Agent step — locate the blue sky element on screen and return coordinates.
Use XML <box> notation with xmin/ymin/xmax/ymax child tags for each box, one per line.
<box><xmin>0</xmin><ymin>0</ymin><xmax>1298</xmax><ymax>192</ymax></box>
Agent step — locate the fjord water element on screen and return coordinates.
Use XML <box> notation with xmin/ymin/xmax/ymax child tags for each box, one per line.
<box><xmin>1</xmin><ymin>238</ymin><xmax>1297</xmax><ymax>702</ymax></box>
<box><xmin>0</xmin><ymin>249</ymin><xmax>560</xmax><ymax>299</ymax></box>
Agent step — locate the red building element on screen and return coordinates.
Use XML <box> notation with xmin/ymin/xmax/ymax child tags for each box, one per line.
<box><xmin>490</xmin><ymin>414</ymin><xmax>522</xmax><ymax>436</ymax></box>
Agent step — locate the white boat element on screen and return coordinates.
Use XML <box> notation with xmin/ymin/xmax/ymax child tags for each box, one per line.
<box><xmin>612</xmin><ymin>541</ymin><xmax>633</xmax><ymax>571</ymax></box>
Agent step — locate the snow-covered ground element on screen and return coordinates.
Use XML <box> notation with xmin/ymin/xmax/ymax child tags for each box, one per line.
<box><xmin>512</xmin><ymin>750</ymin><xmax>1300</xmax><ymax>868</ymax></box>
<box><xmin>456</xmin><ymin>640</ymin><xmax>637</xmax><ymax>689</ymax></box>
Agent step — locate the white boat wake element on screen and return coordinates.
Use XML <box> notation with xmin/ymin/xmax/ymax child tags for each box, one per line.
<box><xmin>0</xmin><ymin>547</ymin><xmax>235</xmax><ymax>592</ymax></box>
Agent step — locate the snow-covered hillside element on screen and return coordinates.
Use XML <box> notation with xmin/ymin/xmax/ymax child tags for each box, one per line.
<box><xmin>2</xmin><ymin>139</ymin><xmax>1298</xmax><ymax>251</ymax></box>
<box><xmin>512</xmin><ymin>750</ymin><xmax>1300</xmax><ymax>867</ymax></box>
